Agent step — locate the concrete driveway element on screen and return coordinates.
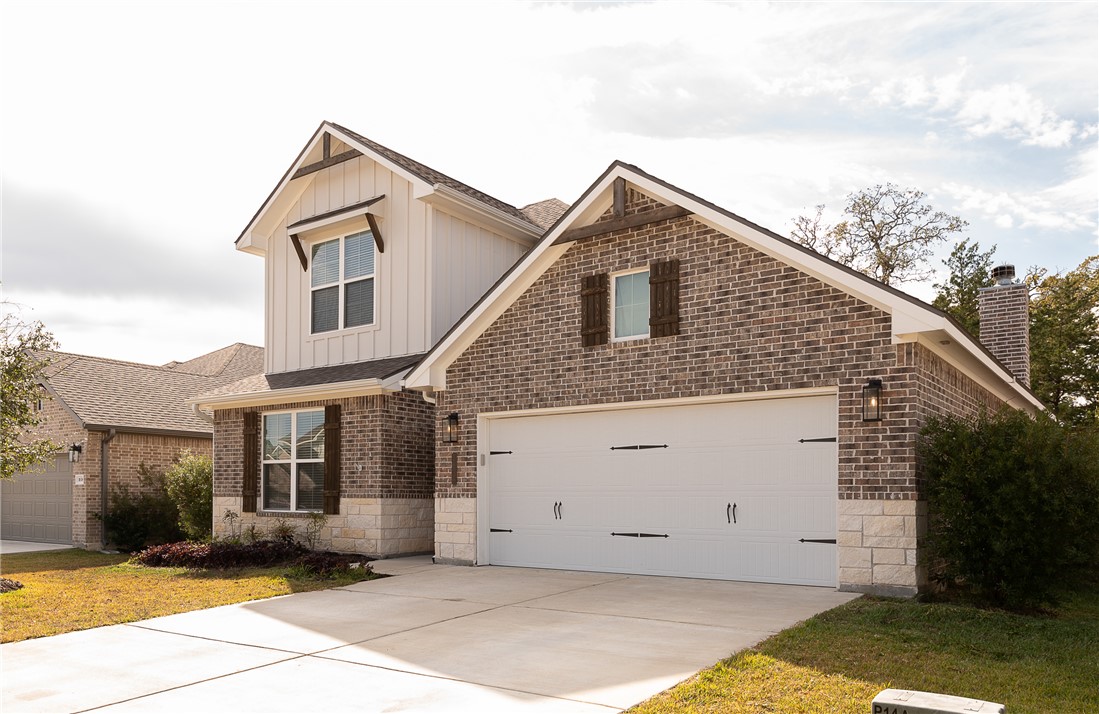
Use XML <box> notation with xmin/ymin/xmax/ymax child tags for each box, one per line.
<box><xmin>2</xmin><ymin>557</ymin><xmax>858</xmax><ymax>713</ymax></box>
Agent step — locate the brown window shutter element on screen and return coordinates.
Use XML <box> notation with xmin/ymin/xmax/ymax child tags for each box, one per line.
<box><xmin>242</xmin><ymin>411</ymin><xmax>258</xmax><ymax>513</ymax></box>
<box><xmin>580</xmin><ymin>273</ymin><xmax>609</xmax><ymax>347</ymax></box>
<box><xmin>323</xmin><ymin>404</ymin><xmax>341</xmax><ymax>515</ymax></box>
<box><xmin>649</xmin><ymin>259</ymin><xmax>680</xmax><ymax>337</ymax></box>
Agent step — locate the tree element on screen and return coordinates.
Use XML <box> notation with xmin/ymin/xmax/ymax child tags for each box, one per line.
<box><xmin>1027</xmin><ymin>256</ymin><xmax>1099</xmax><ymax>426</ymax></box>
<box><xmin>932</xmin><ymin>238</ymin><xmax>997</xmax><ymax>336</ymax></box>
<box><xmin>165</xmin><ymin>451</ymin><xmax>214</xmax><ymax>540</ymax></box>
<box><xmin>790</xmin><ymin>184</ymin><xmax>968</xmax><ymax>286</ymax></box>
<box><xmin>1</xmin><ymin>308</ymin><xmax>59</xmax><ymax>480</ymax></box>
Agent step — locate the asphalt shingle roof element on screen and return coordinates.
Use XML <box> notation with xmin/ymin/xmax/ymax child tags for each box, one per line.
<box><xmin>40</xmin><ymin>344</ymin><xmax>263</xmax><ymax>435</ymax></box>
<box><xmin>520</xmin><ymin>198</ymin><xmax>570</xmax><ymax>230</ymax></box>
<box><xmin>197</xmin><ymin>353</ymin><xmax>425</xmax><ymax>402</ymax></box>
<box><xmin>329</xmin><ymin>123</ymin><xmax>545</xmax><ymax>231</ymax></box>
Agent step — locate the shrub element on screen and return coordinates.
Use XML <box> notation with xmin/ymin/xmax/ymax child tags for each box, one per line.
<box><xmin>921</xmin><ymin>409</ymin><xmax>1099</xmax><ymax>607</ymax></box>
<box><xmin>102</xmin><ymin>464</ymin><xmax>184</xmax><ymax>552</ymax></box>
<box><xmin>135</xmin><ymin>539</ymin><xmax>306</xmax><ymax>569</ymax></box>
<box><xmin>164</xmin><ymin>451</ymin><xmax>213</xmax><ymax>540</ymax></box>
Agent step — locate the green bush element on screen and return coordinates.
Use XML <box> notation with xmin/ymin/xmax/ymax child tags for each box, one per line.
<box><xmin>921</xmin><ymin>409</ymin><xmax>1099</xmax><ymax>608</ymax></box>
<box><xmin>102</xmin><ymin>464</ymin><xmax>184</xmax><ymax>552</ymax></box>
<box><xmin>164</xmin><ymin>451</ymin><xmax>213</xmax><ymax>540</ymax></box>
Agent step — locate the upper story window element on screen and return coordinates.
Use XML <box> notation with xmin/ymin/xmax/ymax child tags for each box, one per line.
<box><xmin>612</xmin><ymin>269</ymin><xmax>650</xmax><ymax>340</ymax></box>
<box><xmin>311</xmin><ymin>230</ymin><xmax>375</xmax><ymax>334</ymax></box>
<box><xmin>262</xmin><ymin>409</ymin><xmax>324</xmax><ymax>512</ymax></box>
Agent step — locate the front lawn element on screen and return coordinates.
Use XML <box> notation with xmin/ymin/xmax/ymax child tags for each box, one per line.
<box><xmin>0</xmin><ymin>548</ymin><xmax>377</xmax><ymax>643</ymax></box>
<box><xmin>630</xmin><ymin>585</ymin><xmax>1099</xmax><ymax>714</ymax></box>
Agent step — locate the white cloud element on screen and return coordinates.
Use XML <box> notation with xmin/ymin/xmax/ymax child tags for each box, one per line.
<box><xmin>957</xmin><ymin>84</ymin><xmax>1078</xmax><ymax>147</ymax></box>
<box><xmin>943</xmin><ymin>181</ymin><xmax>1096</xmax><ymax>233</ymax></box>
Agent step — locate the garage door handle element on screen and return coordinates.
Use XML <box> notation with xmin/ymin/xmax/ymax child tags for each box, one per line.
<box><xmin>553</xmin><ymin>501</ymin><xmax>561</xmax><ymax>519</ymax></box>
<box><xmin>727</xmin><ymin>502</ymin><xmax>737</xmax><ymax>524</ymax></box>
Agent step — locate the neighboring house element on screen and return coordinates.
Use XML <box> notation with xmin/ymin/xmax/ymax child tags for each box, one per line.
<box><xmin>405</xmin><ymin>164</ymin><xmax>1040</xmax><ymax>597</ymax></box>
<box><xmin>193</xmin><ymin>122</ymin><xmax>563</xmax><ymax>556</ymax></box>
<box><xmin>2</xmin><ymin>344</ymin><xmax>263</xmax><ymax>547</ymax></box>
<box><xmin>199</xmin><ymin>123</ymin><xmax>1037</xmax><ymax>597</ymax></box>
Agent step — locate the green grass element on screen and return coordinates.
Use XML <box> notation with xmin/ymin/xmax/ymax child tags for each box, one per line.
<box><xmin>0</xmin><ymin>548</ymin><xmax>378</xmax><ymax>643</ymax></box>
<box><xmin>630</xmin><ymin>586</ymin><xmax>1099</xmax><ymax>714</ymax></box>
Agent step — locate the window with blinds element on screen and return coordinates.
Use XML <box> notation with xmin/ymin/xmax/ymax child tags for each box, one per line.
<box><xmin>310</xmin><ymin>231</ymin><xmax>376</xmax><ymax>333</ymax></box>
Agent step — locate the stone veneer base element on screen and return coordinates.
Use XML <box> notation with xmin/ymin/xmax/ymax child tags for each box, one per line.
<box><xmin>837</xmin><ymin>498</ymin><xmax>925</xmax><ymax>597</ymax></box>
<box><xmin>434</xmin><ymin>497</ymin><xmax>477</xmax><ymax>565</ymax></box>
<box><xmin>213</xmin><ymin>496</ymin><xmax>433</xmax><ymax>557</ymax></box>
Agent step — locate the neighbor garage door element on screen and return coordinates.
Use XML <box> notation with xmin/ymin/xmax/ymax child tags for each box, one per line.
<box><xmin>483</xmin><ymin>394</ymin><xmax>837</xmax><ymax>587</ymax></box>
<box><xmin>1</xmin><ymin>455</ymin><xmax>73</xmax><ymax>544</ymax></box>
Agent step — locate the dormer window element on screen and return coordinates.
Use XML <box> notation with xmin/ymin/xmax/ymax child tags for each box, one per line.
<box><xmin>311</xmin><ymin>230</ymin><xmax>376</xmax><ymax>333</ymax></box>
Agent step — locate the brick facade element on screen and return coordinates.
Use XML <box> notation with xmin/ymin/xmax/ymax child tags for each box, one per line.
<box><xmin>29</xmin><ymin>388</ymin><xmax>210</xmax><ymax>549</ymax></box>
<box><xmin>211</xmin><ymin>389</ymin><xmax>434</xmax><ymax>556</ymax></box>
<box><xmin>435</xmin><ymin>188</ymin><xmax>1010</xmax><ymax>595</ymax></box>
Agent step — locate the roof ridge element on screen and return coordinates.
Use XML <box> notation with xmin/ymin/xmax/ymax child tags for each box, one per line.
<box><xmin>326</xmin><ymin>122</ymin><xmax>541</xmax><ymax>229</ymax></box>
<box><xmin>39</xmin><ymin>349</ymin><xmax>178</xmax><ymax>373</ymax></box>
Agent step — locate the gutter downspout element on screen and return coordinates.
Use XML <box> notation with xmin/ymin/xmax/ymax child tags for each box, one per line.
<box><xmin>100</xmin><ymin>429</ymin><xmax>118</xmax><ymax>549</ymax></box>
<box><xmin>192</xmin><ymin>402</ymin><xmax>215</xmax><ymax>424</ymax></box>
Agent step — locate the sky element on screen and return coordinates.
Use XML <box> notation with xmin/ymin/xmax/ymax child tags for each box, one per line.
<box><xmin>2</xmin><ymin>1</ymin><xmax>1096</xmax><ymax>366</ymax></box>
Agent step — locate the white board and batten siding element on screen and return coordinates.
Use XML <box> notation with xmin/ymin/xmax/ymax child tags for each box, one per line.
<box><xmin>264</xmin><ymin>153</ymin><xmax>527</xmax><ymax>374</ymax></box>
<box><xmin>481</xmin><ymin>394</ymin><xmax>839</xmax><ymax>587</ymax></box>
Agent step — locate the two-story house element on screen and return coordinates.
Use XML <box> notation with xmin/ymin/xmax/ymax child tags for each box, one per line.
<box><xmin>193</xmin><ymin>122</ymin><xmax>564</xmax><ymax>556</ymax></box>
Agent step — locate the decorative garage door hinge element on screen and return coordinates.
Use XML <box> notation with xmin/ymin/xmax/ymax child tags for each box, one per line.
<box><xmin>611</xmin><ymin>532</ymin><xmax>670</xmax><ymax>538</ymax></box>
<box><xmin>489</xmin><ymin>450</ymin><xmax>513</xmax><ymax>455</ymax></box>
<box><xmin>798</xmin><ymin>437</ymin><xmax>837</xmax><ymax>443</ymax></box>
<box><xmin>798</xmin><ymin>538</ymin><xmax>837</xmax><ymax>544</ymax></box>
<box><xmin>609</xmin><ymin>444</ymin><xmax>669</xmax><ymax>451</ymax></box>
<box><xmin>490</xmin><ymin>528</ymin><xmax>513</xmax><ymax>533</ymax></box>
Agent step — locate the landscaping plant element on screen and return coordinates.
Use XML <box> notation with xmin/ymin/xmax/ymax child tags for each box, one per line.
<box><xmin>164</xmin><ymin>451</ymin><xmax>213</xmax><ymax>540</ymax></box>
<box><xmin>920</xmin><ymin>409</ymin><xmax>1099</xmax><ymax>607</ymax></box>
<box><xmin>102</xmin><ymin>464</ymin><xmax>184</xmax><ymax>552</ymax></box>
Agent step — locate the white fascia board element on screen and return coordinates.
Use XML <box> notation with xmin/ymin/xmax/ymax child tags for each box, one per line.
<box><xmin>189</xmin><ymin>377</ymin><xmax>398</xmax><ymax>411</ymax></box>
<box><xmin>419</xmin><ymin>184</ymin><xmax>542</xmax><ymax>243</ymax></box>
<box><xmin>324</xmin><ymin>124</ymin><xmax>434</xmax><ymax>193</ymax></box>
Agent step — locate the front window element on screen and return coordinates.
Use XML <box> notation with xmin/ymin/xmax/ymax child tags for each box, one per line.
<box><xmin>311</xmin><ymin>230</ymin><xmax>376</xmax><ymax>333</ymax></box>
<box><xmin>613</xmin><ymin>269</ymin><xmax>650</xmax><ymax>340</ymax></box>
<box><xmin>262</xmin><ymin>410</ymin><xmax>324</xmax><ymax>511</ymax></box>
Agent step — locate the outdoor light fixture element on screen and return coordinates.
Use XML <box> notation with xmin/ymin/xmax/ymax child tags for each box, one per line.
<box><xmin>443</xmin><ymin>412</ymin><xmax>460</xmax><ymax>443</ymax></box>
<box><xmin>862</xmin><ymin>379</ymin><xmax>883</xmax><ymax>422</ymax></box>
<box><xmin>68</xmin><ymin>443</ymin><xmax>83</xmax><ymax>463</ymax></box>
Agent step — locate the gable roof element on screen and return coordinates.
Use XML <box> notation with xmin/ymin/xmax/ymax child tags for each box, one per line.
<box><xmin>236</xmin><ymin>121</ymin><xmax>544</xmax><ymax>255</ymax></box>
<box><xmin>404</xmin><ymin>161</ymin><xmax>1043</xmax><ymax>412</ymax></box>
<box><xmin>39</xmin><ymin>345</ymin><xmax>264</xmax><ymax>436</ymax></box>
<box><xmin>520</xmin><ymin>198</ymin><xmax>570</xmax><ymax>230</ymax></box>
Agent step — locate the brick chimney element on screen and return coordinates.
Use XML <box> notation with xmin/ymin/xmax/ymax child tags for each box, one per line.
<box><xmin>977</xmin><ymin>264</ymin><xmax>1030</xmax><ymax>387</ymax></box>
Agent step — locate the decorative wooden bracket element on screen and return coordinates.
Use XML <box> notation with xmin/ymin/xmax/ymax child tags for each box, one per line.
<box><xmin>554</xmin><ymin>205</ymin><xmax>692</xmax><ymax>245</ymax></box>
<box><xmin>287</xmin><ymin>194</ymin><xmax>387</xmax><ymax>271</ymax></box>
<box><xmin>613</xmin><ymin>177</ymin><xmax>626</xmax><ymax>218</ymax></box>
<box><xmin>292</xmin><ymin>133</ymin><xmax>362</xmax><ymax>180</ymax></box>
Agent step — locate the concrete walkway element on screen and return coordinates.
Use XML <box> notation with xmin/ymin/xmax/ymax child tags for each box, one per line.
<box><xmin>0</xmin><ymin>539</ymin><xmax>74</xmax><ymax>554</ymax></box>
<box><xmin>2</xmin><ymin>557</ymin><xmax>858</xmax><ymax>713</ymax></box>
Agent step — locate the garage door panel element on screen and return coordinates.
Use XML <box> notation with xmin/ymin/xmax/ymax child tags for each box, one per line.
<box><xmin>485</xmin><ymin>395</ymin><xmax>837</xmax><ymax>587</ymax></box>
<box><xmin>0</xmin><ymin>455</ymin><xmax>73</xmax><ymax>545</ymax></box>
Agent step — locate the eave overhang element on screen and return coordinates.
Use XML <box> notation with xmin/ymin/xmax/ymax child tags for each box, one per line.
<box><xmin>235</xmin><ymin>121</ymin><xmax>541</xmax><ymax>257</ymax></box>
<box><xmin>404</xmin><ymin>161</ymin><xmax>1043</xmax><ymax>413</ymax></box>
<box><xmin>190</xmin><ymin>372</ymin><xmax>406</xmax><ymax>411</ymax></box>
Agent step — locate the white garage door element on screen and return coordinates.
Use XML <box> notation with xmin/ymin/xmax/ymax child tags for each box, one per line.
<box><xmin>1</xmin><ymin>455</ymin><xmax>73</xmax><ymax>544</ymax></box>
<box><xmin>483</xmin><ymin>394</ymin><xmax>837</xmax><ymax>586</ymax></box>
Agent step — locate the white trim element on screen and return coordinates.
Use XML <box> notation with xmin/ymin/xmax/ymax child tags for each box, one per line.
<box><xmin>260</xmin><ymin>408</ymin><xmax>325</xmax><ymax>513</ymax></box>
<box><xmin>610</xmin><ymin>267</ymin><xmax>650</xmax><ymax>342</ymax></box>
<box><xmin>404</xmin><ymin>163</ymin><xmax>1042</xmax><ymax>413</ymax></box>
<box><xmin>189</xmin><ymin>371</ymin><xmax>405</xmax><ymax>411</ymax></box>
<box><xmin>478</xmin><ymin>386</ymin><xmax>839</xmax><ymax>421</ymax></box>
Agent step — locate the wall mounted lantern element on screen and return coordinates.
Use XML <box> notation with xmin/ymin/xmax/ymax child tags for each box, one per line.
<box><xmin>443</xmin><ymin>412</ymin><xmax>460</xmax><ymax>443</ymax></box>
<box><xmin>862</xmin><ymin>379</ymin><xmax>883</xmax><ymax>422</ymax></box>
<box><xmin>68</xmin><ymin>443</ymin><xmax>83</xmax><ymax>463</ymax></box>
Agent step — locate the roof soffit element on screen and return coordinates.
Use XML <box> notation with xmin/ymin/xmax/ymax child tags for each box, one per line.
<box><xmin>406</xmin><ymin>162</ymin><xmax>1042</xmax><ymax>410</ymax></box>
